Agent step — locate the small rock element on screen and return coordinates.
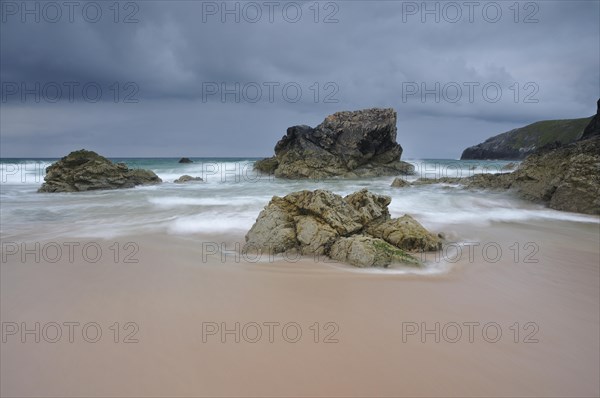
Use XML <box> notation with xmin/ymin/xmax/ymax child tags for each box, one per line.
<box><xmin>38</xmin><ymin>149</ymin><xmax>161</xmax><ymax>193</ymax></box>
<box><xmin>391</xmin><ymin>177</ymin><xmax>409</xmax><ymax>187</ymax></box>
<box><xmin>174</xmin><ymin>175</ymin><xmax>203</xmax><ymax>183</ymax></box>
<box><xmin>178</xmin><ymin>157</ymin><xmax>193</xmax><ymax>163</ymax></box>
<box><xmin>412</xmin><ymin>177</ymin><xmax>462</xmax><ymax>186</ymax></box>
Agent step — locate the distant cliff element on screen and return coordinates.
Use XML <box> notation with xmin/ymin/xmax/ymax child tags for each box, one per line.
<box><xmin>460</xmin><ymin>117</ymin><xmax>592</xmax><ymax>160</ymax></box>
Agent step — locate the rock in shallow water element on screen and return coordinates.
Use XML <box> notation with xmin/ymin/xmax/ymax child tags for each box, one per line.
<box><xmin>511</xmin><ymin>136</ymin><xmax>600</xmax><ymax>214</ymax></box>
<box><xmin>447</xmin><ymin>99</ymin><xmax>600</xmax><ymax>214</ymax></box>
<box><xmin>255</xmin><ymin>108</ymin><xmax>414</xmax><ymax>179</ymax></box>
<box><xmin>244</xmin><ymin>189</ymin><xmax>441</xmax><ymax>267</ymax></box>
<box><xmin>367</xmin><ymin>215</ymin><xmax>442</xmax><ymax>252</ymax></box>
<box><xmin>329</xmin><ymin>235</ymin><xmax>421</xmax><ymax>268</ymax></box>
<box><xmin>391</xmin><ymin>177</ymin><xmax>409</xmax><ymax>187</ymax></box>
<box><xmin>413</xmin><ymin>136</ymin><xmax>600</xmax><ymax>215</ymax></box>
<box><xmin>174</xmin><ymin>175</ymin><xmax>203</xmax><ymax>183</ymax></box>
<box><xmin>38</xmin><ymin>149</ymin><xmax>162</xmax><ymax>192</ymax></box>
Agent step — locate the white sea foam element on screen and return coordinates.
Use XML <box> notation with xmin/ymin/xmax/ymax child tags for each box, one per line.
<box><xmin>148</xmin><ymin>196</ymin><xmax>262</xmax><ymax>209</ymax></box>
<box><xmin>168</xmin><ymin>212</ymin><xmax>257</xmax><ymax>234</ymax></box>
<box><xmin>0</xmin><ymin>161</ymin><xmax>52</xmax><ymax>185</ymax></box>
<box><xmin>1</xmin><ymin>158</ymin><xmax>597</xmax><ymax>243</ymax></box>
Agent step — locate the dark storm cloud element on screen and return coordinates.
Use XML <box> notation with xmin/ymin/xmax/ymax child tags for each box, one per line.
<box><xmin>1</xmin><ymin>0</ymin><xmax>599</xmax><ymax>158</ymax></box>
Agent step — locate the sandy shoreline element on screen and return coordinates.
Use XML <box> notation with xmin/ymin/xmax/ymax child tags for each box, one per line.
<box><xmin>1</xmin><ymin>219</ymin><xmax>599</xmax><ymax>397</ymax></box>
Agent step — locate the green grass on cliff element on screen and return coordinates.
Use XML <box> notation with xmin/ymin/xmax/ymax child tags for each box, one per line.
<box><xmin>498</xmin><ymin>117</ymin><xmax>592</xmax><ymax>149</ymax></box>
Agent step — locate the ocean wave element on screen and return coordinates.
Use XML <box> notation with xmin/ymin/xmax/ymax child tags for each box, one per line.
<box><xmin>167</xmin><ymin>212</ymin><xmax>257</xmax><ymax>234</ymax></box>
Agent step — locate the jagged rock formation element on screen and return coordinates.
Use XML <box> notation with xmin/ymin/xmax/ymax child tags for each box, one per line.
<box><xmin>255</xmin><ymin>108</ymin><xmax>414</xmax><ymax>178</ymax></box>
<box><xmin>442</xmin><ymin>101</ymin><xmax>600</xmax><ymax>214</ymax></box>
<box><xmin>417</xmin><ymin>137</ymin><xmax>600</xmax><ymax>215</ymax></box>
<box><xmin>505</xmin><ymin>136</ymin><xmax>599</xmax><ymax>214</ymax></box>
<box><xmin>244</xmin><ymin>189</ymin><xmax>441</xmax><ymax>267</ymax></box>
<box><xmin>38</xmin><ymin>150</ymin><xmax>162</xmax><ymax>192</ymax></box>
<box><xmin>461</xmin><ymin>117</ymin><xmax>591</xmax><ymax>160</ymax></box>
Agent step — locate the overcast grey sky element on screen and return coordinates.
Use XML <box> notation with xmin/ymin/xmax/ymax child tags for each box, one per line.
<box><xmin>1</xmin><ymin>0</ymin><xmax>598</xmax><ymax>158</ymax></box>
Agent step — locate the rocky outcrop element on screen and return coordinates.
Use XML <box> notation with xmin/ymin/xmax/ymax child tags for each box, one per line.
<box><xmin>461</xmin><ymin>117</ymin><xmax>591</xmax><ymax>160</ymax></box>
<box><xmin>508</xmin><ymin>136</ymin><xmax>599</xmax><ymax>214</ymax></box>
<box><xmin>255</xmin><ymin>108</ymin><xmax>414</xmax><ymax>179</ymax></box>
<box><xmin>38</xmin><ymin>150</ymin><xmax>162</xmax><ymax>192</ymax></box>
<box><xmin>244</xmin><ymin>189</ymin><xmax>441</xmax><ymax>267</ymax></box>
<box><xmin>434</xmin><ymin>101</ymin><xmax>600</xmax><ymax>214</ymax></box>
<box><xmin>174</xmin><ymin>175</ymin><xmax>203</xmax><ymax>183</ymax></box>
<box><xmin>501</xmin><ymin>162</ymin><xmax>518</xmax><ymax>171</ymax></box>
<box><xmin>411</xmin><ymin>177</ymin><xmax>463</xmax><ymax>186</ymax></box>
<box><xmin>580</xmin><ymin>99</ymin><xmax>600</xmax><ymax>140</ymax></box>
<box><xmin>254</xmin><ymin>157</ymin><xmax>279</xmax><ymax>174</ymax></box>
<box><xmin>366</xmin><ymin>215</ymin><xmax>442</xmax><ymax>252</ymax></box>
<box><xmin>178</xmin><ymin>157</ymin><xmax>193</xmax><ymax>163</ymax></box>
<box><xmin>329</xmin><ymin>235</ymin><xmax>421</xmax><ymax>267</ymax></box>
<box><xmin>418</xmin><ymin>137</ymin><xmax>600</xmax><ymax>215</ymax></box>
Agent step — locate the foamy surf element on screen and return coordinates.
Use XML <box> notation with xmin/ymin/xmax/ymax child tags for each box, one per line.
<box><xmin>1</xmin><ymin>158</ymin><xmax>597</xmax><ymax>243</ymax></box>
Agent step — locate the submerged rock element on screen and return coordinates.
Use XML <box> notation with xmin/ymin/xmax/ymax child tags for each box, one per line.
<box><xmin>38</xmin><ymin>150</ymin><xmax>161</xmax><ymax>193</ymax></box>
<box><xmin>255</xmin><ymin>108</ymin><xmax>414</xmax><ymax>179</ymax></box>
<box><xmin>174</xmin><ymin>175</ymin><xmax>203</xmax><ymax>183</ymax></box>
<box><xmin>244</xmin><ymin>189</ymin><xmax>441</xmax><ymax>267</ymax></box>
<box><xmin>178</xmin><ymin>157</ymin><xmax>193</xmax><ymax>163</ymax></box>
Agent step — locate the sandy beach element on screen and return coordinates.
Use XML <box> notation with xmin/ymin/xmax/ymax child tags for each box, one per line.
<box><xmin>2</xmin><ymin>219</ymin><xmax>598</xmax><ymax>397</ymax></box>
<box><xmin>3</xmin><ymin>0</ymin><xmax>599</xmax><ymax>395</ymax></box>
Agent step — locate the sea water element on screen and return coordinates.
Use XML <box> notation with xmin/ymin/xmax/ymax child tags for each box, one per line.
<box><xmin>2</xmin><ymin>157</ymin><xmax>599</xmax><ymax>278</ymax></box>
<box><xmin>1</xmin><ymin>157</ymin><xmax>597</xmax><ymax>244</ymax></box>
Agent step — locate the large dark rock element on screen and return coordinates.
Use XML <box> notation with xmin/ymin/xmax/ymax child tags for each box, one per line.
<box><xmin>178</xmin><ymin>157</ymin><xmax>193</xmax><ymax>163</ymax></box>
<box><xmin>461</xmin><ymin>117</ymin><xmax>591</xmax><ymax>160</ymax></box>
<box><xmin>580</xmin><ymin>99</ymin><xmax>600</xmax><ymax>140</ymax></box>
<box><xmin>38</xmin><ymin>149</ymin><xmax>162</xmax><ymax>192</ymax></box>
<box><xmin>244</xmin><ymin>189</ymin><xmax>441</xmax><ymax>268</ymax></box>
<box><xmin>255</xmin><ymin>108</ymin><xmax>414</xmax><ymax>179</ymax></box>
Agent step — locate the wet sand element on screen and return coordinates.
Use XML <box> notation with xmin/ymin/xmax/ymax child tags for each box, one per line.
<box><xmin>1</xmin><ymin>220</ymin><xmax>599</xmax><ymax>397</ymax></box>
